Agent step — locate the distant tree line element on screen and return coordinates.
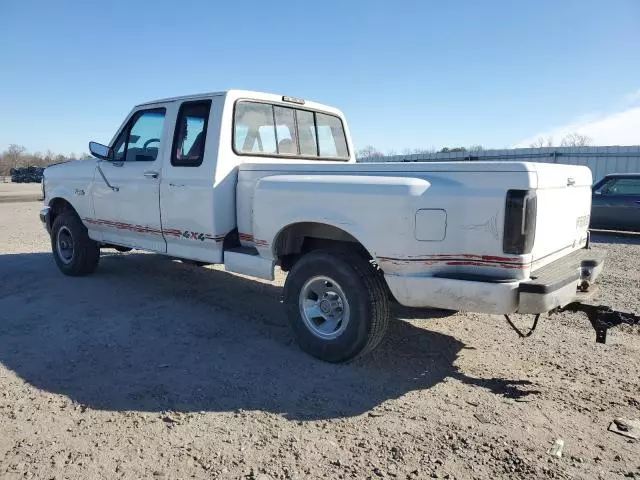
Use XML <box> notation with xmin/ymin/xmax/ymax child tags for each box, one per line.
<box><xmin>0</xmin><ymin>145</ymin><xmax>89</xmax><ymax>176</ymax></box>
<box><xmin>356</xmin><ymin>144</ymin><xmax>484</xmax><ymax>161</ymax></box>
<box><xmin>357</xmin><ymin>132</ymin><xmax>593</xmax><ymax>161</ymax></box>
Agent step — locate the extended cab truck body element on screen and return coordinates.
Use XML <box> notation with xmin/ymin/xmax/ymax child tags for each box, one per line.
<box><xmin>40</xmin><ymin>90</ymin><xmax>604</xmax><ymax>362</ymax></box>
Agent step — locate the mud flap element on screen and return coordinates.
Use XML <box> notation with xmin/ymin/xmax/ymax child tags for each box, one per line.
<box><xmin>555</xmin><ymin>303</ymin><xmax>640</xmax><ymax>343</ymax></box>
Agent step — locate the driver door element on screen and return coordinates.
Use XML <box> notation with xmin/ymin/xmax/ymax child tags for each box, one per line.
<box><xmin>91</xmin><ymin>107</ymin><xmax>167</xmax><ymax>252</ymax></box>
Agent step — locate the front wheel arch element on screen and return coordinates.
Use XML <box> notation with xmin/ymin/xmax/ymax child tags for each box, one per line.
<box><xmin>50</xmin><ymin>209</ymin><xmax>100</xmax><ymax>276</ymax></box>
<box><xmin>48</xmin><ymin>197</ymin><xmax>77</xmax><ymax>229</ymax></box>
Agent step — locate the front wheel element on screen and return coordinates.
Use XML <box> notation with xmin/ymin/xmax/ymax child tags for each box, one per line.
<box><xmin>283</xmin><ymin>249</ymin><xmax>390</xmax><ymax>363</ymax></box>
<box><xmin>51</xmin><ymin>210</ymin><xmax>100</xmax><ymax>276</ymax></box>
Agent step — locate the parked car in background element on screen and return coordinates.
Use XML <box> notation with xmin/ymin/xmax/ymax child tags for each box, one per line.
<box><xmin>591</xmin><ymin>173</ymin><xmax>640</xmax><ymax>232</ymax></box>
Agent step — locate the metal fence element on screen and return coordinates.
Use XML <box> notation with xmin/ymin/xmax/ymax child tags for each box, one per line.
<box><xmin>361</xmin><ymin>145</ymin><xmax>640</xmax><ymax>183</ymax></box>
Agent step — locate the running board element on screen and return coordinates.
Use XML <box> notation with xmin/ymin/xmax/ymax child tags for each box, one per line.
<box><xmin>223</xmin><ymin>247</ymin><xmax>275</xmax><ymax>281</ymax></box>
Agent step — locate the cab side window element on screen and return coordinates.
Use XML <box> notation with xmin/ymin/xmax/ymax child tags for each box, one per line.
<box><xmin>111</xmin><ymin>108</ymin><xmax>166</xmax><ymax>162</ymax></box>
<box><xmin>171</xmin><ymin>100</ymin><xmax>212</xmax><ymax>167</ymax></box>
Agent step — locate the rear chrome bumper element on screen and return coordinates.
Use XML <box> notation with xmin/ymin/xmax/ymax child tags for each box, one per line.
<box><xmin>39</xmin><ymin>206</ymin><xmax>51</xmax><ymax>234</ymax></box>
<box><xmin>385</xmin><ymin>248</ymin><xmax>605</xmax><ymax>315</ymax></box>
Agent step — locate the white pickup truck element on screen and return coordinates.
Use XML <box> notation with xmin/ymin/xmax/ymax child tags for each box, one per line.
<box><xmin>40</xmin><ymin>90</ymin><xmax>604</xmax><ymax>362</ymax></box>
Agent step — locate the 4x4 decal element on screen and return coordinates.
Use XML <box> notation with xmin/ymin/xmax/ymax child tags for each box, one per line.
<box><xmin>183</xmin><ymin>231</ymin><xmax>206</xmax><ymax>241</ymax></box>
<box><xmin>83</xmin><ymin>218</ymin><xmax>225</xmax><ymax>243</ymax></box>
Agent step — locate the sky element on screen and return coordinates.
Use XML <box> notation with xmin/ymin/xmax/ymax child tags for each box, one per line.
<box><xmin>1</xmin><ymin>0</ymin><xmax>639</xmax><ymax>155</ymax></box>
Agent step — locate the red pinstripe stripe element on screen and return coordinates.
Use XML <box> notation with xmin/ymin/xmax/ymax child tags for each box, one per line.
<box><xmin>377</xmin><ymin>254</ymin><xmax>526</xmax><ymax>267</ymax></box>
<box><xmin>83</xmin><ymin>218</ymin><xmax>225</xmax><ymax>242</ymax></box>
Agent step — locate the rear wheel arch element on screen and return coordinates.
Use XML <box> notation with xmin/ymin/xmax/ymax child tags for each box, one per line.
<box><xmin>272</xmin><ymin>222</ymin><xmax>374</xmax><ymax>271</ymax></box>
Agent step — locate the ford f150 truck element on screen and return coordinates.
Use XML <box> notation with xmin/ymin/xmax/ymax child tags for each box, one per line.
<box><xmin>39</xmin><ymin>90</ymin><xmax>606</xmax><ymax>362</ymax></box>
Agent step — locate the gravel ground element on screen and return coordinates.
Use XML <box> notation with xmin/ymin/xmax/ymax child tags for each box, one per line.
<box><xmin>0</xmin><ymin>200</ymin><xmax>638</xmax><ymax>480</ymax></box>
<box><xmin>0</xmin><ymin>183</ymin><xmax>42</xmax><ymax>203</ymax></box>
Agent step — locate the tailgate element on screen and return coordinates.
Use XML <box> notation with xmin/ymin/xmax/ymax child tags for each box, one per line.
<box><xmin>531</xmin><ymin>163</ymin><xmax>593</xmax><ymax>270</ymax></box>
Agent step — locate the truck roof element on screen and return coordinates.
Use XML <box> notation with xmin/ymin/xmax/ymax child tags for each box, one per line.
<box><xmin>135</xmin><ymin>90</ymin><xmax>342</xmax><ymax>116</ymax></box>
<box><xmin>136</xmin><ymin>91</ymin><xmax>227</xmax><ymax>106</ymax></box>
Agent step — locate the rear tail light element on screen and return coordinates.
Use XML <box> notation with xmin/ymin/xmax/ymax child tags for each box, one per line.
<box><xmin>503</xmin><ymin>190</ymin><xmax>536</xmax><ymax>254</ymax></box>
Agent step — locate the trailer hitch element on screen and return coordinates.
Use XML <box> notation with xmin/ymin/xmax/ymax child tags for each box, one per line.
<box><xmin>557</xmin><ymin>303</ymin><xmax>640</xmax><ymax>344</ymax></box>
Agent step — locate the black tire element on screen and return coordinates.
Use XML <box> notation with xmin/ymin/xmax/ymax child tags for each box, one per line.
<box><xmin>51</xmin><ymin>210</ymin><xmax>100</xmax><ymax>276</ymax></box>
<box><xmin>114</xmin><ymin>246</ymin><xmax>132</xmax><ymax>253</ymax></box>
<box><xmin>283</xmin><ymin>249</ymin><xmax>390</xmax><ymax>363</ymax></box>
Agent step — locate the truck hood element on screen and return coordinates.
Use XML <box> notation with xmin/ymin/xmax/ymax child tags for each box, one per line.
<box><xmin>45</xmin><ymin>158</ymin><xmax>96</xmax><ymax>179</ymax></box>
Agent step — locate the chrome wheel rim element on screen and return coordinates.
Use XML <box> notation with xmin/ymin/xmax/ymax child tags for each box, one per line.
<box><xmin>299</xmin><ymin>275</ymin><xmax>350</xmax><ymax>340</ymax></box>
<box><xmin>56</xmin><ymin>226</ymin><xmax>74</xmax><ymax>265</ymax></box>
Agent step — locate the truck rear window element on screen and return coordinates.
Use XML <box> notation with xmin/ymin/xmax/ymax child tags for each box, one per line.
<box><xmin>233</xmin><ymin>101</ymin><xmax>349</xmax><ymax>160</ymax></box>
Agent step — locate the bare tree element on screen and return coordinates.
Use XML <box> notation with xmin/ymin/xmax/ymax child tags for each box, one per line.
<box><xmin>3</xmin><ymin>144</ymin><xmax>27</xmax><ymax>169</ymax></box>
<box><xmin>468</xmin><ymin>145</ymin><xmax>484</xmax><ymax>152</ymax></box>
<box><xmin>560</xmin><ymin>133</ymin><xmax>592</xmax><ymax>147</ymax></box>
<box><xmin>530</xmin><ymin>133</ymin><xmax>591</xmax><ymax>148</ymax></box>
<box><xmin>356</xmin><ymin>145</ymin><xmax>384</xmax><ymax>162</ymax></box>
<box><xmin>400</xmin><ymin>148</ymin><xmax>433</xmax><ymax>155</ymax></box>
<box><xmin>439</xmin><ymin>146</ymin><xmax>467</xmax><ymax>153</ymax></box>
<box><xmin>530</xmin><ymin>136</ymin><xmax>554</xmax><ymax>148</ymax></box>
<box><xmin>0</xmin><ymin>145</ymin><xmax>79</xmax><ymax>176</ymax></box>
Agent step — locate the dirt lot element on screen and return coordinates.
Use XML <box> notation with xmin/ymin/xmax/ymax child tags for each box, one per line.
<box><xmin>0</xmin><ymin>199</ymin><xmax>638</xmax><ymax>480</ymax></box>
<box><xmin>0</xmin><ymin>182</ymin><xmax>42</xmax><ymax>203</ymax></box>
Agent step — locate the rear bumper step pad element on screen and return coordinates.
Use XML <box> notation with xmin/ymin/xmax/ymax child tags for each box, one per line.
<box><xmin>519</xmin><ymin>249</ymin><xmax>605</xmax><ymax>294</ymax></box>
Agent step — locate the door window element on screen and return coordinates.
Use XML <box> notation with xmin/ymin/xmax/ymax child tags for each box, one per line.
<box><xmin>171</xmin><ymin>100</ymin><xmax>212</xmax><ymax>167</ymax></box>
<box><xmin>112</xmin><ymin>108</ymin><xmax>166</xmax><ymax>162</ymax></box>
<box><xmin>599</xmin><ymin>177</ymin><xmax>640</xmax><ymax>195</ymax></box>
<box><xmin>608</xmin><ymin>178</ymin><xmax>640</xmax><ymax>195</ymax></box>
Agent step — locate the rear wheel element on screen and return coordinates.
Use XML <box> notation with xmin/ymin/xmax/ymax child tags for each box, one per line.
<box><xmin>51</xmin><ymin>210</ymin><xmax>100</xmax><ymax>276</ymax></box>
<box><xmin>283</xmin><ymin>249</ymin><xmax>390</xmax><ymax>362</ymax></box>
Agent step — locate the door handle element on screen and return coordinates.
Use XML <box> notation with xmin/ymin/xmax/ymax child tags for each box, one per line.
<box><xmin>144</xmin><ymin>171</ymin><xmax>159</xmax><ymax>179</ymax></box>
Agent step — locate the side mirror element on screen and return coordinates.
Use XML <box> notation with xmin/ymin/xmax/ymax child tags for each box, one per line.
<box><xmin>89</xmin><ymin>141</ymin><xmax>112</xmax><ymax>161</ymax></box>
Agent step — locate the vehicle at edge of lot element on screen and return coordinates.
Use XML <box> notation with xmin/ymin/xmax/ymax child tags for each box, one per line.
<box><xmin>590</xmin><ymin>173</ymin><xmax>640</xmax><ymax>232</ymax></box>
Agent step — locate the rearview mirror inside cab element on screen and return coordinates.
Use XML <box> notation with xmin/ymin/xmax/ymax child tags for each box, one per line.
<box><xmin>89</xmin><ymin>141</ymin><xmax>112</xmax><ymax>161</ymax></box>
